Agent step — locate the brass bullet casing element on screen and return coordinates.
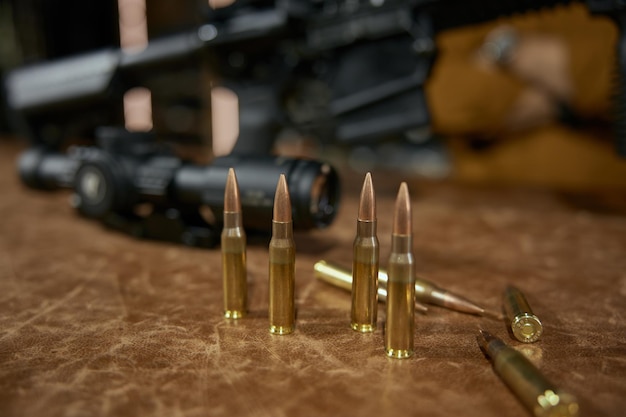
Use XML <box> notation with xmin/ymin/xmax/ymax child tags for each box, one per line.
<box><xmin>222</xmin><ymin>168</ymin><xmax>247</xmax><ymax>319</ymax></box>
<box><xmin>269</xmin><ymin>174</ymin><xmax>296</xmax><ymax>335</ymax></box>
<box><xmin>351</xmin><ymin>173</ymin><xmax>379</xmax><ymax>332</ymax></box>
<box><xmin>314</xmin><ymin>260</ymin><xmax>353</xmax><ymax>292</ymax></box>
<box><xmin>314</xmin><ymin>258</ymin><xmax>490</xmax><ymax>317</ymax></box>
<box><xmin>313</xmin><ymin>260</ymin><xmax>428</xmax><ymax>313</ymax></box>
<box><xmin>477</xmin><ymin>330</ymin><xmax>579</xmax><ymax>417</ymax></box>
<box><xmin>385</xmin><ymin>182</ymin><xmax>415</xmax><ymax>359</ymax></box>
<box><xmin>380</xmin><ymin>270</ymin><xmax>494</xmax><ymax>317</ymax></box>
<box><xmin>504</xmin><ymin>286</ymin><xmax>543</xmax><ymax>343</ymax></box>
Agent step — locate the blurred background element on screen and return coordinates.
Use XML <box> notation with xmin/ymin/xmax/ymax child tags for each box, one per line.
<box><xmin>1</xmin><ymin>0</ymin><xmax>625</xmax><ymax>191</ymax></box>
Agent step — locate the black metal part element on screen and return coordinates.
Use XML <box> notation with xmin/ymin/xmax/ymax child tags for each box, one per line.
<box><xmin>17</xmin><ymin>130</ymin><xmax>340</xmax><ymax>246</ymax></box>
<box><xmin>102</xmin><ymin>208</ymin><xmax>219</xmax><ymax>248</ymax></box>
<box><xmin>8</xmin><ymin>0</ymin><xmax>624</xmax><ymax>156</ymax></box>
<box><xmin>5</xmin><ymin>0</ymin><xmax>626</xmax><ymax>249</ymax></box>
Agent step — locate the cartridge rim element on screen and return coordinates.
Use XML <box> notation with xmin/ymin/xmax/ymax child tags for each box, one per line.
<box><xmin>385</xmin><ymin>348</ymin><xmax>414</xmax><ymax>359</ymax></box>
<box><xmin>351</xmin><ymin>323</ymin><xmax>376</xmax><ymax>333</ymax></box>
<box><xmin>269</xmin><ymin>325</ymin><xmax>294</xmax><ymax>335</ymax></box>
<box><xmin>512</xmin><ymin>313</ymin><xmax>543</xmax><ymax>343</ymax></box>
<box><xmin>534</xmin><ymin>390</ymin><xmax>580</xmax><ymax>417</ymax></box>
<box><xmin>224</xmin><ymin>310</ymin><xmax>246</xmax><ymax>319</ymax></box>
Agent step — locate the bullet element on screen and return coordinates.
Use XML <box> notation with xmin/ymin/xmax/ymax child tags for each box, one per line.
<box><xmin>477</xmin><ymin>330</ymin><xmax>579</xmax><ymax>417</ymax></box>
<box><xmin>221</xmin><ymin>168</ymin><xmax>247</xmax><ymax>319</ymax></box>
<box><xmin>269</xmin><ymin>174</ymin><xmax>296</xmax><ymax>335</ymax></box>
<box><xmin>385</xmin><ymin>182</ymin><xmax>415</xmax><ymax>359</ymax></box>
<box><xmin>383</xmin><ymin>270</ymin><xmax>496</xmax><ymax>318</ymax></box>
<box><xmin>313</xmin><ymin>260</ymin><xmax>429</xmax><ymax>313</ymax></box>
<box><xmin>504</xmin><ymin>286</ymin><xmax>543</xmax><ymax>343</ymax></box>
<box><xmin>351</xmin><ymin>173</ymin><xmax>380</xmax><ymax>332</ymax></box>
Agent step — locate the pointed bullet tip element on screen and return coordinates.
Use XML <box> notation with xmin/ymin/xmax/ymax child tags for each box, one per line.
<box><xmin>273</xmin><ymin>174</ymin><xmax>292</xmax><ymax>222</ymax></box>
<box><xmin>224</xmin><ymin>167</ymin><xmax>241</xmax><ymax>212</ymax></box>
<box><xmin>358</xmin><ymin>172</ymin><xmax>376</xmax><ymax>221</ymax></box>
<box><xmin>441</xmin><ymin>291</ymin><xmax>491</xmax><ymax>317</ymax></box>
<box><xmin>392</xmin><ymin>182</ymin><xmax>411</xmax><ymax>235</ymax></box>
<box><xmin>478</xmin><ymin>329</ymin><xmax>497</xmax><ymax>343</ymax></box>
<box><xmin>482</xmin><ymin>309</ymin><xmax>504</xmax><ymax>321</ymax></box>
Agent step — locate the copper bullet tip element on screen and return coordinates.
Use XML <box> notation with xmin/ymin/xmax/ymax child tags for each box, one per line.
<box><xmin>224</xmin><ymin>168</ymin><xmax>241</xmax><ymax>212</ymax></box>
<box><xmin>392</xmin><ymin>182</ymin><xmax>411</xmax><ymax>235</ymax></box>
<box><xmin>477</xmin><ymin>329</ymin><xmax>493</xmax><ymax>351</ymax></box>
<box><xmin>273</xmin><ymin>174</ymin><xmax>292</xmax><ymax>222</ymax></box>
<box><xmin>358</xmin><ymin>172</ymin><xmax>376</xmax><ymax>222</ymax></box>
<box><xmin>438</xmin><ymin>290</ymin><xmax>492</xmax><ymax>317</ymax></box>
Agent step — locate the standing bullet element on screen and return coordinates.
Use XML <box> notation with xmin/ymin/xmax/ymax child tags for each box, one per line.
<box><xmin>385</xmin><ymin>182</ymin><xmax>415</xmax><ymax>359</ymax></box>
<box><xmin>269</xmin><ymin>174</ymin><xmax>296</xmax><ymax>335</ymax></box>
<box><xmin>477</xmin><ymin>330</ymin><xmax>579</xmax><ymax>417</ymax></box>
<box><xmin>504</xmin><ymin>286</ymin><xmax>543</xmax><ymax>343</ymax></box>
<box><xmin>222</xmin><ymin>168</ymin><xmax>247</xmax><ymax>319</ymax></box>
<box><xmin>351</xmin><ymin>173</ymin><xmax>379</xmax><ymax>332</ymax></box>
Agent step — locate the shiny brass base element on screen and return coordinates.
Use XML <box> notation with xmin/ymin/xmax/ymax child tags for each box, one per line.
<box><xmin>385</xmin><ymin>348</ymin><xmax>414</xmax><ymax>359</ymax></box>
<box><xmin>224</xmin><ymin>310</ymin><xmax>246</xmax><ymax>319</ymax></box>
<box><xmin>269</xmin><ymin>325</ymin><xmax>294</xmax><ymax>335</ymax></box>
<box><xmin>351</xmin><ymin>323</ymin><xmax>376</xmax><ymax>333</ymax></box>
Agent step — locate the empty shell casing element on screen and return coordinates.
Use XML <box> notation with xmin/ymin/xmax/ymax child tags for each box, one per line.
<box><xmin>222</xmin><ymin>168</ymin><xmax>247</xmax><ymax>319</ymax></box>
<box><xmin>477</xmin><ymin>330</ymin><xmax>579</xmax><ymax>417</ymax></box>
<box><xmin>504</xmin><ymin>286</ymin><xmax>543</xmax><ymax>343</ymax></box>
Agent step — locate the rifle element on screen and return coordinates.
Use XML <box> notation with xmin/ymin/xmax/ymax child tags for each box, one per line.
<box><xmin>10</xmin><ymin>0</ymin><xmax>624</xmax><ymax>151</ymax></box>
<box><xmin>3</xmin><ymin>0</ymin><xmax>625</xmax><ymax>246</ymax></box>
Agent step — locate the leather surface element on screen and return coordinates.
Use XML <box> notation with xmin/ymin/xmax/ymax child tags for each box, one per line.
<box><xmin>0</xmin><ymin>142</ymin><xmax>625</xmax><ymax>417</ymax></box>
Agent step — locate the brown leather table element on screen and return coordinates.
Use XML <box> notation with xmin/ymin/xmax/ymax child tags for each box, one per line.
<box><xmin>0</xmin><ymin>141</ymin><xmax>624</xmax><ymax>417</ymax></box>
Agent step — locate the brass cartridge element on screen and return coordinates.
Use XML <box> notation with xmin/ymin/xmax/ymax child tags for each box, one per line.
<box><xmin>351</xmin><ymin>172</ymin><xmax>379</xmax><ymax>332</ymax></box>
<box><xmin>313</xmin><ymin>259</ymin><xmax>491</xmax><ymax>317</ymax></box>
<box><xmin>385</xmin><ymin>182</ymin><xmax>415</xmax><ymax>359</ymax></box>
<box><xmin>477</xmin><ymin>330</ymin><xmax>579</xmax><ymax>417</ymax></box>
<box><xmin>269</xmin><ymin>174</ymin><xmax>296</xmax><ymax>335</ymax></box>
<box><xmin>313</xmin><ymin>260</ymin><xmax>428</xmax><ymax>313</ymax></box>
<box><xmin>504</xmin><ymin>286</ymin><xmax>543</xmax><ymax>343</ymax></box>
<box><xmin>380</xmin><ymin>270</ymin><xmax>495</xmax><ymax>317</ymax></box>
<box><xmin>221</xmin><ymin>168</ymin><xmax>247</xmax><ymax>319</ymax></box>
